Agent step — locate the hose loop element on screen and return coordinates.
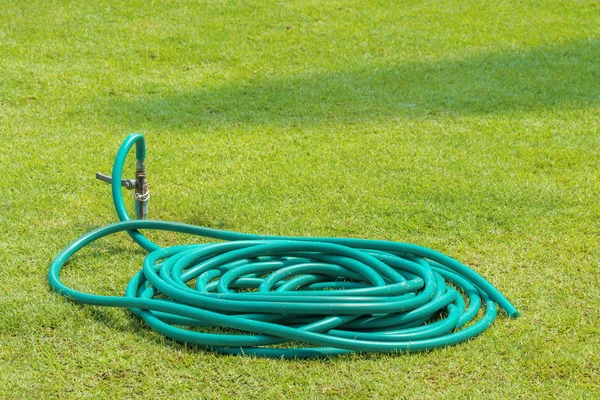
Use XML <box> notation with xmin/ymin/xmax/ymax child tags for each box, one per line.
<box><xmin>48</xmin><ymin>135</ymin><xmax>519</xmax><ymax>358</ymax></box>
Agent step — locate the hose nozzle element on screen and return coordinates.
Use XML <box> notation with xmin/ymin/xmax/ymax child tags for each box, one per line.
<box><xmin>96</xmin><ymin>163</ymin><xmax>149</xmax><ymax>220</ymax></box>
<box><xmin>134</xmin><ymin>160</ymin><xmax>149</xmax><ymax>220</ymax></box>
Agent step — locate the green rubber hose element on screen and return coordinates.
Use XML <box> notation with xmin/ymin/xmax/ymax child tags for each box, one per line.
<box><xmin>48</xmin><ymin>134</ymin><xmax>520</xmax><ymax>358</ymax></box>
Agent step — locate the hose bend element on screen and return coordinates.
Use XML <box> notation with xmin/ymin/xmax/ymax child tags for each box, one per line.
<box><xmin>48</xmin><ymin>134</ymin><xmax>519</xmax><ymax>358</ymax></box>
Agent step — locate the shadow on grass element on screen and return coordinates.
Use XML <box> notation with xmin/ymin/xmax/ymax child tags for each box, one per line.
<box><xmin>104</xmin><ymin>39</ymin><xmax>599</xmax><ymax>129</ymax></box>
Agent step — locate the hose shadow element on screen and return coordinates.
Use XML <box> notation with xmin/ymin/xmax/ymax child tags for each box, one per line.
<box><xmin>103</xmin><ymin>39</ymin><xmax>599</xmax><ymax>130</ymax></box>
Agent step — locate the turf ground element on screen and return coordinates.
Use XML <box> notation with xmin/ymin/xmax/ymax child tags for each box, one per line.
<box><xmin>0</xmin><ymin>0</ymin><xmax>599</xmax><ymax>398</ymax></box>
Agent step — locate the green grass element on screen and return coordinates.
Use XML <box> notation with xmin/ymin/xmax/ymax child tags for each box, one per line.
<box><xmin>1</xmin><ymin>0</ymin><xmax>599</xmax><ymax>398</ymax></box>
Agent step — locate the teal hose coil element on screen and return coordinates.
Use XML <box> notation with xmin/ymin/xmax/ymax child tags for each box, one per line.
<box><xmin>48</xmin><ymin>134</ymin><xmax>520</xmax><ymax>358</ymax></box>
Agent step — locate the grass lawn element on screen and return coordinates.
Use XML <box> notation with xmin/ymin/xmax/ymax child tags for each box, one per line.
<box><xmin>1</xmin><ymin>0</ymin><xmax>599</xmax><ymax>398</ymax></box>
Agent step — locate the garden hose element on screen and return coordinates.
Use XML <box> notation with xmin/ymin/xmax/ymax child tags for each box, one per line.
<box><xmin>48</xmin><ymin>134</ymin><xmax>520</xmax><ymax>358</ymax></box>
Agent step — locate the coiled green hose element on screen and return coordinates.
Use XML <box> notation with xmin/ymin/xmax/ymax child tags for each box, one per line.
<box><xmin>48</xmin><ymin>134</ymin><xmax>519</xmax><ymax>358</ymax></box>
